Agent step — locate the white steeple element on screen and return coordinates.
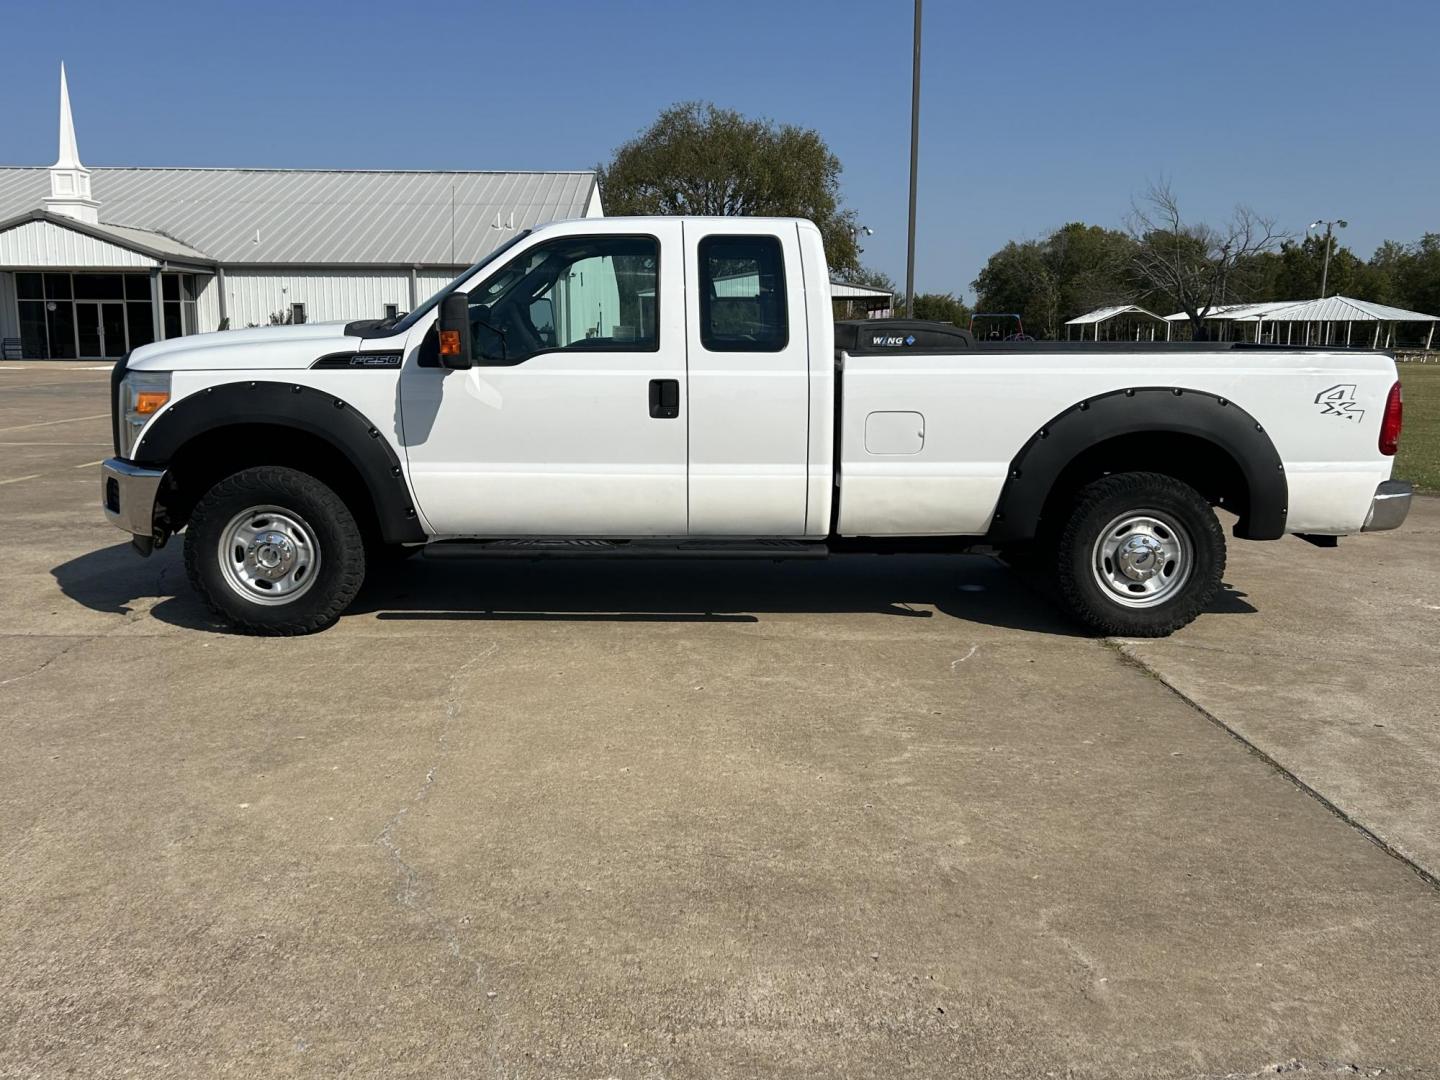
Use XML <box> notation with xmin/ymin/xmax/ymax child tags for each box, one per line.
<box><xmin>44</xmin><ymin>62</ymin><xmax>100</xmax><ymax>224</ymax></box>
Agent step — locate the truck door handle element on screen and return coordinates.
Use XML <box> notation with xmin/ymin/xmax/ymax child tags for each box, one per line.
<box><xmin>649</xmin><ymin>379</ymin><xmax>680</xmax><ymax>419</ymax></box>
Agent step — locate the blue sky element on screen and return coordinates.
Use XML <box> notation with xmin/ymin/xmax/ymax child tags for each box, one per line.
<box><xmin>3</xmin><ymin>0</ymin><xmax>1436</xmax><ymax>298</ymax></box>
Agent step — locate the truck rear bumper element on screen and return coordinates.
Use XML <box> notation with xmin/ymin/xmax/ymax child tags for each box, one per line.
<box><xmin>1362</xmin><ymin>479</ymin><xmax>1412</xmax><ymax>532</ymax></box>
<box><xmin>101</xmin><ymin>458</ymin><xmax>166</xmax><ymax>549</ymax></box>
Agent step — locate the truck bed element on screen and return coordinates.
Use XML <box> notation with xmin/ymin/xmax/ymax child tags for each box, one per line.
<box><xmin>831</xmin><ymin>321</ymin><xmax>1399</xmax><ymax>539</ymax></box>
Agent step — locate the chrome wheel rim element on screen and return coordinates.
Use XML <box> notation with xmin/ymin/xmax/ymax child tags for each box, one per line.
<box><xmin>1090</xmin><ymin>509</ymin><xmax>1191</xmax><ymax>609</ymax></box>
<box><xmin>217</xmin><ymin>505</ymin><xmax>321</xmax><ymax>606</ymax></box>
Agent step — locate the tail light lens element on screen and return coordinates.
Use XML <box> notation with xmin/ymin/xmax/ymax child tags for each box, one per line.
<box><xmin>1379</xmin><ymin>380</ymin><xmax>1403</xmax><ymax>456</ymax></box>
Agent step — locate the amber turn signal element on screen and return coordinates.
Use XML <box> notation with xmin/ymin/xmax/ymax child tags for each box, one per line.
<box><xmin>438</xmin><ymin>329</ymin><xmax>461</xmax><ymax>357</ymax></box>
<box><xmin>134</xmin><ymin>391</ymin><xmax>170</xmax><ymax>415</ymax></box>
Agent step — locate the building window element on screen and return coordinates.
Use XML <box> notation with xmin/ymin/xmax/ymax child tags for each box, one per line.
<box><xmin>12</xmin><ymin>271</ymin><xmax>209</xmax><ymax>358</ymax></box>
<box><xmin>384</xmin><ymin>303</ymin><xmax>399</xmax><ymax>320</ymax></box>
<box><xmin>698</xmin><ymin>235</ymin><xmax>788</xmax><ymax>352</ymax></box>
<box><xmin>291</xmin><ymin>303</ymin><xmax>307</xmax><ymax>325</ymax></box>
<box><xmin>160</xmin><ymin>273</ymin><xmax>198</xmax><ymax>339</ymax></box>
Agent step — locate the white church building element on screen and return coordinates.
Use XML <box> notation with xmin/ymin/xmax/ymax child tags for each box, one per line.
<box><xmin>0</xmin><ymin>66</ymin><xmax>601</xmax><ymax>360</ymax></box>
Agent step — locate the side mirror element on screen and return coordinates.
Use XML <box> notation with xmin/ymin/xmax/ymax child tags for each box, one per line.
<box><xmin>438</xmin><ymin>292</ymin><xmax>472</xmax><ymax>369</ymax></box>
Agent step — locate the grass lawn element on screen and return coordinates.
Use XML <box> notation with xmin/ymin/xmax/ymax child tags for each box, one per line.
<box><xmin>1397</xmin><ymin>363</ymin><xmax>1440</xmax><ymax>493</ymax></box>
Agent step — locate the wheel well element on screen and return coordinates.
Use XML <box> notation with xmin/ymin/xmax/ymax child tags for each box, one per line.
<box><xmin>158</xmin><ymin>423</ymin><xmax>382</xmax><ymax>540</ymax></box>
<box><xmin>1037</xmin><ymin>432</ymin><xmax>1249</xmax><ymax>538</ymax></box>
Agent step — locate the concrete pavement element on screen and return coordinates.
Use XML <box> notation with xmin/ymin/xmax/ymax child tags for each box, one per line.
<box><xmin>2</xmin><ymin>362</ymin><xmax>1438</xmax><ymax>1079</ymax></box>
<box><xmin>1121</xmin><ymin>496</ymin><xmax>1440</xmax><ymax>883</ymax></box>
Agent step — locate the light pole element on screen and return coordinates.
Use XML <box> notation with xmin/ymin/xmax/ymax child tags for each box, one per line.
<box><xmin>904</xmin><ymin>0</ymin><xmax>922</xmax><ymax>318</ymax></box>
<box><xmin>1308</xmin><ymin>218</ymin><xmax>1347</xmax><ymax>298</ymax></box>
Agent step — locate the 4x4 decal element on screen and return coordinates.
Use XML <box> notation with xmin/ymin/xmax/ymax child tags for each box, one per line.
<box><xmin>1315</xmin><ymin>384</ymin><xmax>1364</xmax><ymax>422</ymax></box>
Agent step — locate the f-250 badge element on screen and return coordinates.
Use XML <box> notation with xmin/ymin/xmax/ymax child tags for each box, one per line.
<box><xmin>1314</xmin><ymin>384</ymin><xmax>1364</xmax><ymax>422</ymax></box>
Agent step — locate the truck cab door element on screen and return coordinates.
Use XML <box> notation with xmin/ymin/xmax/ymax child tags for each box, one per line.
<box><xmin>397</xmin><ymin>223</ymin><xmax>688</xmax><ymax>537</ymax></box>
<box><xmin>682</xmin><ymin>221</ymin><xmax>811</xmax><ymax>536</ymax></box>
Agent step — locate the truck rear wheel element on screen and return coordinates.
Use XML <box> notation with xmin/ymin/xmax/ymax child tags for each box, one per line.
<box><xmin>1052</xmin><ymin>471</ymin><xmax>1224</xmax><ymax>637</ymax></box>
<box><xmin>183</xmin><ymin>466</ymin><xmax>366</xmax><ymax>635</ymax></box>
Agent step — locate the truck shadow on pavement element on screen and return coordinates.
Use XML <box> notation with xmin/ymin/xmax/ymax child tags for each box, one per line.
<box><xmin>52</xmin><ymin>543</ymin><xmax>1257</xmax><ymax>637</ymax></box>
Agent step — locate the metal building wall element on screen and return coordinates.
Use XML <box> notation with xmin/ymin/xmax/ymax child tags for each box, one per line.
<box><xmin>0</xmin><ymin>220</ymin><xmax>157</xmax><ymax>268</ymax></box>
<box><xmin>415</xmin><ymin>270</ymin><xmax>461</xmax><ymax>308</ymax></box>
<box><xmin>222</xmin><ymin>269</ymin><xmax>417</xmax><ymax>327</ymax></box>
<box><xmin>195</xmin><ymin>275</ymin><xmax>221</xmax><ymax>332</ymax></box>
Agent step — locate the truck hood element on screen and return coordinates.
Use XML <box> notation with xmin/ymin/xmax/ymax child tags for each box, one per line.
<box><xmin>126</xmin><ymin>322</ymin><xmax>363</xmax><ymax>372</ymax></box>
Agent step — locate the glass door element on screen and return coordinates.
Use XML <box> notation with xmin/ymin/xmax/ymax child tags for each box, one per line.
<box><xmin>101</xmin><ymin>302</ymin><xmax>127</xmax><ymax>358</ymax></box>
<box><xmin>76</xmin><ymin>302</ymin><xmax>102</xmax><ymax>358</ymax></box>
<box><xmin>75</xmin><ymin>301</ymin><xmax>128</xmax><ymax>358</ymax></box>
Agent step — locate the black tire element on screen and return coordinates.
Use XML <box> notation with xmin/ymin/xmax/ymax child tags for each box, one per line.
<box><xmin>183</xmin><ymin>466</ymin><xmax>366</xmax><ymax>635</ymax></box>
<box><xmin>1052</xmin><ymin>471</ymin><xmax>1225</xmax><ymax>638</ymax></box>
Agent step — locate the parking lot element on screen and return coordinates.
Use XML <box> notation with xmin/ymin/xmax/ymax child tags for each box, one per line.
<box><xmin>3</xmin><ymin>361</ymin><xmax>1438</xmax><ymax>1079</ymax></box>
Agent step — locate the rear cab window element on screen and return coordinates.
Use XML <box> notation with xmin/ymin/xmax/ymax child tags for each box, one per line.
<box><xmin>698</xmin><ymin>235</ymin><xmax>788</xmax><ymax>352</ymax></box>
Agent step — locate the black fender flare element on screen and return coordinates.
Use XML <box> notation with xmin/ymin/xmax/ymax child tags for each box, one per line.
<box><xmin>133</xmin><ymin>380</ymin><xmax>426</xmax><ymax>544</ymax></box>
<box><xmin>986</xmin><ymin>387</ymin><xmax>1288</xmax><ymax>542</ymax></box>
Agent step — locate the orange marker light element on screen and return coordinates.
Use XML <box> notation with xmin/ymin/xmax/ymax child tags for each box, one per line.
<box><xmin>134</xmin><ymin>391</ymin><xmax>170</xmax><ymax>415</ymax></box>
<box><xmin>438</xmin><ymin>329</ymin><xmax>461</xmax><ymax>357</ymax></box>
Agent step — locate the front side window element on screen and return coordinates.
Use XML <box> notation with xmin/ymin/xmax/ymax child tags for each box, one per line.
<box><xmin>467</xmin><ymin>235</ymin><xmax>658</xmax><ymax>364</ymax></box>
<box><xmin>698</xmin><ymin>235</ymin><xmax>788</xmax><ymax>352</ymax></box>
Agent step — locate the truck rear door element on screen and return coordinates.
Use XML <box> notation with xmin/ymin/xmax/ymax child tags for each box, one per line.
<box><xmin>682</xmin><ymin>221</ymin><xmax>811</xmax><ymax>536</ymax></box>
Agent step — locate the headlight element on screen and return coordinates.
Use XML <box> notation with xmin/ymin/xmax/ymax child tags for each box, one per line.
<box><xmin>119</xmin><ymin>371</ymin><xmax>171</xmax><ymax>458</ymax></box>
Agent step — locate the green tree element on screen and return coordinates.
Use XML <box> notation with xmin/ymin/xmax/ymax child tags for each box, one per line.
<box><xmin>971</xmin><ymin>239</ymin><xmax>1059</xmax><ymax>335</ymax></box>
<box><xmin>971</xmin><ymin>223</ymin><xmax>1135</xmax><ymax>338</ymax></box>
<box><xmin>1262</xmin><ymin>234</ymin><xmax>1366</xmax><ymax>300</ymax></box>
<box><xmin>908</xmin><ymin>292</ymin><xmax>971</xmax><ymax>325</ymax></box>
<box><xmin>1369</xmin><ymin>234</ymin><xmax>1440</xmax><ymax>316</ymax></box>
<box><xmin>597</xmin><ymin>102</ymin><xmax>860</xmax><ymax>274</ymax></box>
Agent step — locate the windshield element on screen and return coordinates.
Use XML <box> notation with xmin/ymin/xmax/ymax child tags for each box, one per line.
<box><xmin>389</xmin><ymin>229</ymin><xmax>533</xmax><ymax>334</ymax></box>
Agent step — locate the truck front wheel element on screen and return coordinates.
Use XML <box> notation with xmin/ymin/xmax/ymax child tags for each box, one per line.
<box><xmin>183</xmin><ymin>466</ymin><xmax>366</xmax><ymax>635</ymax></box>
<box><xmin>1052</xmin><ymin>471</ymin><xmax>1225</xmax><ymax>637</ymax></box>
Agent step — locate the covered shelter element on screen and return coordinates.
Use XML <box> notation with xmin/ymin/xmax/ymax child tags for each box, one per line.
<box><xmin>829</xmin><ymin>279</ymin><xmax>893</xmax><ymax>319</ymax></box>
<box><xmin>1249</xmin><ymin>296</ymin><xmax>1438</xmax><ymax>349</ymax></box>
<box><xmin>1163</xmin><ymin>302</ymin><xmax>1297</xmax><ymax>342</ymax></box>
<box><xmin>1164</xmin><ymin>297</ymin><xmax>1439</xmax><ymax>348</ymax></box>
<box><xmin>1064</xmin><ymin>304</ymin><xmax>1167</xmax><ymax>341</ymax></box>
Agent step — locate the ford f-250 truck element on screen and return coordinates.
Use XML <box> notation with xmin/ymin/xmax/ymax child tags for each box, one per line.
<box><xmin>101</xmin><ymin>216</ymin><xmax>1411</xmax><ymax>636</ymax></box>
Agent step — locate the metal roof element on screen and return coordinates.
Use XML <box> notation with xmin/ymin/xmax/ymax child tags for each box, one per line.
<box><xmin>1252</xmin><ymin>295</ymin><xmax>1440</xmax><ymax>323</ymax></box>
<box><xmin>0</xmin><ymin>167</ymin><xmax>598</xmax><ymax>267</ymax></box>
<box><xmin>1162</xmin><ymin>301</ymin><xmax>1299</xmax><ymax>322</ymax></box>
<box><xmin>1065</xmin><ymin>304</ymin><xmax>1165</xmax><ymax>325</ymax></box>
<box><xmin>1163</xmin><ymin>297</ymin><xmax>1439</xmax><ymax>322</ymax></box>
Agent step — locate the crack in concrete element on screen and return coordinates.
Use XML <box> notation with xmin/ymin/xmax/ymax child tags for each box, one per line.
<box><xmin>1036</xmin><ymin>906</ymin><xmax>1111</xmax><ymax>1002</ymax></box>
<box><xmin>1116</xmin><ymin>636</ymin><xmax>1434</xmax><ymax>671</ymax></box>
<box><xmin>1112</xmin><ymin>643</ymin><xmax>1440</xmax><ymax>893</ymax></box>
<box><xmin>375</xmin><ymin>644</ymin><xmax>497</xmax><ymax>984</ymax></box>
<box><xmin>1195</xmin><ymin>1056</ymin><xmax>1394</xmax><ymax>1078</ymax></box>
<box><xmin>0</xmin><ymin>560</ymin><xmax>173</xmax><ymax>688</ymax></box>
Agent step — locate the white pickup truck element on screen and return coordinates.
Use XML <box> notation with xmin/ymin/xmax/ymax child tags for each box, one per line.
<box><xmin>101</xmin><ymin>216</ymin><xmax>1411</xmax><ymax>636</ymax></box>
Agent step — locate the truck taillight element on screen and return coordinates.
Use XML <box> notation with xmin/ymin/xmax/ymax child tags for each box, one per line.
<box><xmin>1379</xmin><ymin>380</ymin><xmax>1403</xmax><ymax>456</ymax></box>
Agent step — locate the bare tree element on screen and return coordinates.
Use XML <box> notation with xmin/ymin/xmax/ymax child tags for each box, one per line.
<box><xmin>1127</xmin><ymin>180</ymin><xmax>1284</xmax><ymax>337</ymax></box>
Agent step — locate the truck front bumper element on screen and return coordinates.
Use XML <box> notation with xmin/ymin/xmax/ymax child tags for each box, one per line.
<box><xmin>1362</xmin><ymin>479</ymin><xmax>1412</xmax><ymax>532</ymax></box>
<box><xmin>101</xmin><ymin>458</ymin><xmax>167</xmax><ymax>553</ymax></box>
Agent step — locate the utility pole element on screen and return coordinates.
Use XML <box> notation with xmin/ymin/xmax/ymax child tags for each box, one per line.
<box><xmin>1308</xmin><ymin>218</ymin><xmax>1347</xmax><ymax>298</ymax></box>
<box><xmin>905</xmin><ymin>0</ymin><xmax>922</xmax><ymax>318</ymax></box>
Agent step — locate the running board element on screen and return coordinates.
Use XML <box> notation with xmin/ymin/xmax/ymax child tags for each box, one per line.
<box><xmin>423</xmin><ymin>539</ymin><xmax>829</xmax><ymax>561</ymax></box>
